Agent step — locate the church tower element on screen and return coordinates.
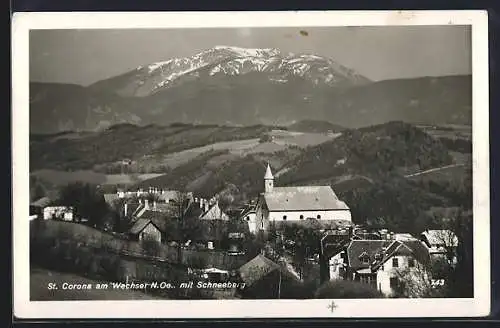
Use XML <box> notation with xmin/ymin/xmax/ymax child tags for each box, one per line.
<box><xmin>264</xmin><ymin>163</ymin><xmax>274</xmax><ymax>193</ymax></box>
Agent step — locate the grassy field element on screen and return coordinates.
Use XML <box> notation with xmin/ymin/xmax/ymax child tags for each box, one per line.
<box><xmin>30</xmin><ymin>267</ymin><xmax>161</xmax><ymax>301</ymax></box>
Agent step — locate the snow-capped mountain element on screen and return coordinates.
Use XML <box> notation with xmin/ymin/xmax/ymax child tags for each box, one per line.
<box><xmin>89</xmin><ymin>46</ymin><xmax>370</xmax><ymax>97</ymax></box>
<box><xmin>29</xmin><ymin>46</ymin><xmax>472</xmax><ymax>134</ymax></box>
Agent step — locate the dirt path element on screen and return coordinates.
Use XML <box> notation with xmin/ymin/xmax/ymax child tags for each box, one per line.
<box><xmin>404</xmin><ymin>164</ymin><xmax>464</xmax><ymax>178</ymax></box>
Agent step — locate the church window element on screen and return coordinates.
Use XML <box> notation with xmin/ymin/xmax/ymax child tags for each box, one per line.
<box><xmin>317</xmin><ymin>215</ymin><xmax>321</xmax><ymax>219</ymax></box>
<box><xmin>283</xmin><ymin>215</ymin><xmax>287</xmax><ymax>220</ymax></box>
<box><xmin>246</xmin><ymin>216</ymin><xmax>250</xmax><ymax>221</ymax></box>
<box><xmin>300</xmin><ymin>215</ymin><xmax>304</xmax><ymax>220</ymax></box>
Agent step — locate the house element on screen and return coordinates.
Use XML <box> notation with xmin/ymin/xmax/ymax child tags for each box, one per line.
<box><xmin>345</xmin><ymin>240</ymin><xmax>392</xmax><ymax>285</ymax></box>
<box><xmin>255</xmin><ymin>164</ymin><xmax>352</xmax><ymax>232</ymax></box>
<box><xmin>393</xmin><ymin>233</ymin><xmax>418</xmax><ymax>241</ymax></box>
<box><xmin>128</xmin><ymin>218</ymin><xmax>163</xmax><ymax>243</ymax></box>
<box><xmin>240</xmin><ymin>206</ymin><xmax>257</xmax><ymax>234</ymax></box>
<box><xmin>237</xmin><ymin>254</ymin><xmax>300</xmax><ymax>299</ymax></box>
<box><xmin>329</xmin><ymin>250</ymin><xmax>348</xmax><ymax>280</ymax></box>
<box><xmin>103</xmin><ymin>193</ymin><xmax>119</xmax><ymax>207</ymax></box>
<box><xmin>370</xmin><ymin>240</ymin><xmax>431</xmax><ymax>297</ymax></box>
<box><xmin>30</xmin><ymin>197</ymin><xmax>52</xmax><ymax>218</ymax></box>
<box><xmin>184</xmin><ymin>197</ymin><xmax>230</xmax><ymax>221</ymax></box>
<box><xmin>43</xmin><ymin>206</ymin><xmax>74</xmax><ymax>221</ymax></box>
<box><xmin>420</xmin><ymin>229</ymin><xmax>458</xmax><ymax>265</ymax></box>
<box><xmin>130</xmin><ymin>198</ymin><xmax>177</xmax><ymax>219</ymax></box>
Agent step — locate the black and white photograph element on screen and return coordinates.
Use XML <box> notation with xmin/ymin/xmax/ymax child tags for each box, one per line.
<box><xmin>12</xmin><ymin>11</ymin><xmax>490</xmax><ymax>318</ymax></box>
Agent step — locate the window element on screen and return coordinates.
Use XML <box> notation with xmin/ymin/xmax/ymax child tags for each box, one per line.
<box><xmin>317</xmin><ymin>215</ymin><xmax>321</xmax><ymax>219</ymax></box>
<box><xmin>390</xmin><ymin>277</ymin><xmax>398</xmax><ymax>289</ymax></box>
<box><xmin>300</xmin><ymin>215</ymin><xmax>304</xmax><ymax>220</ymax></box>
<box><xmin>392</xmin><ymin>258</ymin><xmax>399</xmax><ymax>268</ymax></box>
<box><xmin>380</xmin><ymin>265</ymin><xmax>384</xmax><ymax>271</ymax></box>
<box><xmin>408</xmin><ymin>258</ymin><xmax>415</xmax><ymax>268</ymax></box>
<box><xmin>246</xmin><ymin>216</ymin><xmax>250</xmax><ymax>221</ymax></box>
<box><xmin>283</xmin><ymin>215</ymin><xmax>287</xmax><ymax>220</ymax></box>
<box><xmin>361</xmin><ymin>255</ymin><xmax>370</xmax><ymax>264</ymax></box>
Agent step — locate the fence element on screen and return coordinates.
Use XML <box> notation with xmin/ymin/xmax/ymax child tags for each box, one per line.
<box><xmin>31</xmin><ymin>220</ymin><xmax>248</xmax><ymax>270</ymax></box>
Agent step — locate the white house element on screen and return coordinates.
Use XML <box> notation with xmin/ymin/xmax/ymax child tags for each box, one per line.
<box><xmin>255</xmin><ymin>164</ymin><xmax>352</xmax><ymax>231</ymax></box>
<box><xmin>329</xmin><ymin>250</ymin><xmax>348</xmax><ymax>280</ymax></box>
<box><xmin>43</xmin><ymin>206</ymin><xmax>74</xmax><ymax>221</ymax></box>
<box><xmin>241</xmin><ymin>206</ymin><xmax>257</xmax><ymax>234</ymax></box>
<box><xmin>370</xmin><ymin>240</ymin><xmax>431</xmax><ymax>297</ymax></box>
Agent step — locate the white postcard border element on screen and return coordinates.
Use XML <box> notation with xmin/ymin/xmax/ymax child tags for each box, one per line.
<box><xmin>12</xmin><ymin>10</ymin><xmax>490</xmax><ymax>319</ymax></box>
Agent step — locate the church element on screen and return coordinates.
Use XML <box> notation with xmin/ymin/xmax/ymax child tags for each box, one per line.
<box><xmin>252</xmin><ymin>164</ymin><xmax>352</xmax><ymax>232</ymax></box>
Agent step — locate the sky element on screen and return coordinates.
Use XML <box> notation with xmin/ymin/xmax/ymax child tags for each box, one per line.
<box><xmin>29</xmin><ymin>25</ymin><xmax>471</xmax><ymax>86</ymax></box>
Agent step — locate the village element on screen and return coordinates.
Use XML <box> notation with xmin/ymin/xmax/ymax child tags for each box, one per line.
<box><xmin>29</xmin><ymin>163</ymin><xmax>459</xmax><ymax>299</ymax></box>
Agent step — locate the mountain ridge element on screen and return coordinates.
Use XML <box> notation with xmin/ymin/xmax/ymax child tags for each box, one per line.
<box><xmin>29</xmin><ymin>46</ymin><xmax>472</xmax><ymax>134</ymax></box>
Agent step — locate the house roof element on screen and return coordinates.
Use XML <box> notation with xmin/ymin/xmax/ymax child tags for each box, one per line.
<box><xmin>103</xmin><ymin>193</ymin><xmax>119</xmax><ymax>205</ymax></box>
<box><xmin>371</xmin><ymin>240</ymin><xmax>431</xmax><ymax>271</ymax></box>
<box><xmin>347</xmin><ymin>240</ymin><xmax>392</xmax><ymax>270</ymax></box>
<box><xmin>421</xmin><ymin>230</ymin><xmax>458</xmax><ymax>247</ymax></box>
<box><xmin>185</xmin><ymin>201</ymin><xmax>229</xmax><ymax>221</ymax></box>
<box><xmin>238</xmin><ymin>254</ymin><xmax>280</xmax><ymax>287</ymax></box>
<box><xmin>157</xmin><ymin>190</ymin><xmax>181</xmax><ymax>203</ymax></box>
<box><xmin>239</xmin><ymin>205</ymin><xmax>256</xmax><ymax>218</ymax></box>
<box><xmin>151</xmin><ymin>203</ymin><xmax>178</xmax><ymax>215</ymax></box>
<box><xmin>125</xmin><ymin>202</ymin><xmax>141</xmax><ymax>216</ymax></box>
<box><xmin>31</xmin><ymin>197</ymin><xmax>52</xmax><ymax>208</ymax></box>
<box><xmin>128</xmin><ymin>218</ymin><xmax>161</xmax><ymax>235</ymax></box>
<box><xmin>263</xmin><ymin>186</ymin><xmax>349</xmax><ymax>212</ymax></box>
<box><xmin>393</xmin><ymin>233</ymin><xmax>417</xmax><ymax>241</ymax></box>
<box><xmin>131</xmin><ymin>203</ymin><xmax>145</xmax><ymax>217</ymax></box>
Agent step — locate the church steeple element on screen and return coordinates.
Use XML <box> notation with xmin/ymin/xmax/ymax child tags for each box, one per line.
<box><xmin>264</xmin><ymin>163</ymin><xmax>274</xmax><ymax>193</ymax></box>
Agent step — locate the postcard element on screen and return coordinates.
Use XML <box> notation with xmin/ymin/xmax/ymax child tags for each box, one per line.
<box><xmin>12</xmin><ymin>10</ymin><xmax>490</xmax><ymax>319</ymax></box>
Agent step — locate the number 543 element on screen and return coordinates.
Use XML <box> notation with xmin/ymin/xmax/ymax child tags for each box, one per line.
<box><xmin>431</xmin><ymin>279</ymin><xmax>445</xmax><ymax>287</ymax></box>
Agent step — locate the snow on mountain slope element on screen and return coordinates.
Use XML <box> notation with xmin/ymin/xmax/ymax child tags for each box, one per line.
<box><xmin>89</xmin><ymin>46</ymin><xmax>371</xmax><ymax>97</ymax></box>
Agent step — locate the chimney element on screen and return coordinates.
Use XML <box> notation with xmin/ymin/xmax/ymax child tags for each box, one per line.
<box><xmin>145</xmin><ymin>199</ymin><xmax>149</xmax><ymax>210</ymax></box>
<box><xmin>124</xmin><ymin>203</ymin><xmax>128</xmax><ymax>217</ymax></box>
<box><xmin>153</xmin><ymin>201</ymin><xmax>157</xmax><ymax>211</ymax></box>
<box><xmin>204</xmin><ymin>200</ymin><xmax>209</xmax><ymax>213</ymax></box>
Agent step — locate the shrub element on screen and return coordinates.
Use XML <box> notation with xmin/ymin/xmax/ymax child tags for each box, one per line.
<box><xmin>314</xmin><ymin>280</ymin><xmax>384</xmax><ymax>299</ymax></box>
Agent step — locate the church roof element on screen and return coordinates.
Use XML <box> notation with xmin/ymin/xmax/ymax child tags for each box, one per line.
<box><xmin>263</xmin><ymin>186</ymin><xmax>349</xmax><ymax>211</ymax></box>
<box><xmin>264</xmin><ymin>164</ymin><xmax>274</xmax><ymax>179</ymax></box>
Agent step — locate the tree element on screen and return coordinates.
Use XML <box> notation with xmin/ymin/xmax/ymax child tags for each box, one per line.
<box><xmin>446</xmin><ymin>209</ymin><xmax>473</xmax><ymax>297</ymax></box>
<box><xmin>391</xmin><ymin>265</ymin><xmax>447</xmax><ymax>298</ymax></box>
<box><xmin>57</xmin><ymin>182</ymin><xmax>109</xmax><ymax>228</ymax></box>
<box><xmin>173</xmin><ymin>192</ymin><xmax>194</xmax><ymax>263</ymax></box>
